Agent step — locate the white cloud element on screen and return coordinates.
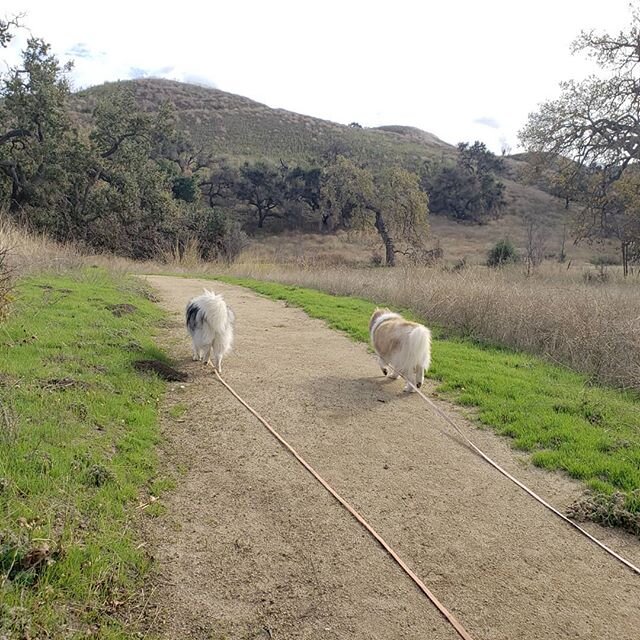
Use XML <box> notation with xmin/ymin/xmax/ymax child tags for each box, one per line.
<box><xmin>474</xmin><ymin>117</ymin><xmax>501</xmax><ymax>130</ymax></box>
<box><xmin>183</xmin><ymin>74</ymin><xmax>217</xmax><ymax>89</ymax></box>
<box><xmin>65</xmin><ymin>42</ymin><xmax>94</xmax><ymax>59</ymax></box>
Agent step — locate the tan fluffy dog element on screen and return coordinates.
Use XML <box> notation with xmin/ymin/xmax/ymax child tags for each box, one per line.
<box><xmin>369</xmin><ymin>308</ymin><xmax>431</xmax><ymax>392</ymax></box>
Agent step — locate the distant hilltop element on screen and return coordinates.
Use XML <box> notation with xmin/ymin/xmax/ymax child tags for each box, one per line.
<box><xmin>71</xmin><ymin>78</ymin><xmax>456</xmax><ymax>166</ymax></box>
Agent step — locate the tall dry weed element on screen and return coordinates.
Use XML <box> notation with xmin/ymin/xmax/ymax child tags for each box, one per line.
<box><xmin>0</xmin><ymin>243</ymin><xmax>13</xmax><ymax>319</ymax></box>
<box><xmin>0</xmin><ymin>216</ymin><xmax>149</xmax><ymax>285</ymax></box>
<box><xmin>1</xmin><ymin>216</ymin><xmax>86</xmax><ymax>275</ymax></box>
<box><xmin>156</xmin><ymin>237</ymin><xmax>204</xmax><ymax>270</ymax></box>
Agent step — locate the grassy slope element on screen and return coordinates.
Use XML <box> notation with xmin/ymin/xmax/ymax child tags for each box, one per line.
<box><xmin>72</xmin><ymin>78</ymin><xmax>454</xmax><ymax>168</ymax></box>
<box><xmin>216</xmin><ymin>277</ymin><xmax>640</xmax><ymax>529</ymax></box>
<box><xmin>0</xmin><ymin>271</ymin><xmax>167</xmax><ymax>638</ymax></box>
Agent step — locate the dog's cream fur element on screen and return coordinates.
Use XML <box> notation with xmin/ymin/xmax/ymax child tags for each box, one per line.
<box><xmin>369</xmin><ymin>308</ymin><xmax>431</xmax><ymax>392</ymax></box>
<box><xmin>185</xmin><ymin>289</ymin><xmax>235</xmax><ymax>371</ymax></box>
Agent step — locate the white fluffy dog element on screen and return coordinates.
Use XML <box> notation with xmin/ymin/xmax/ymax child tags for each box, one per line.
<box><xmin>369</xmin><ymin>308</ymin><xmax>431</xmax><ymax>392</ymax></box>
<box><xmin>185</xmin><ymin>290</ymin><xmax>235</xmax><ymax>371</ymax></box>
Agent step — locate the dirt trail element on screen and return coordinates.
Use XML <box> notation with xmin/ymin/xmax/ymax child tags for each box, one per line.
<box><xmin>141</xmin><ymin>275</ymin><xmax>640</xmax><ymax>640</ymax></box>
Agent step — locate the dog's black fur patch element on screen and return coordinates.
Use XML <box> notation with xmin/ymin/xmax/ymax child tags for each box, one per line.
<box><xmin>185</xmin><ymin>302</ymin><xmax>201</xmax><ymax>333</ymax></box>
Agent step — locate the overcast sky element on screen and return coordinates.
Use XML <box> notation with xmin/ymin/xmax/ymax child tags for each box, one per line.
<box><xmin>2</xmin><ymin>1</ymin><xmax>634</xmax><ymax>153</ymax></box>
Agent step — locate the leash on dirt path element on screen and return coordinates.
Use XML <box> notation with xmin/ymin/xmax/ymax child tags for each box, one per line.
<box><xmin>388</xmin><ymin>366</ymin><xmax>640</xmax><ymax>577</ymax></box>
<box><xmin>210</xmin><ymin>365</ymin><xmax>476</xmax><ymax>640</ymax></box>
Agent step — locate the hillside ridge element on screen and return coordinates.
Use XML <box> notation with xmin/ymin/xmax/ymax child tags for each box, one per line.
<box><xmin>71</xmin><ymin>78</ymin><xmax>456</xmax><ymax>165</ymax></box>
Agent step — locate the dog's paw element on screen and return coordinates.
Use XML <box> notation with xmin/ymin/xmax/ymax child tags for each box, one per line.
<box><xmin>403</xmin><ymin>385</ymin><xmax>417</xmax><ymax>393</ymax></box>
<box><xmin>192</xmin><ymin>355</ymin><xmax>199</xmax><ymax>361</ymax></box>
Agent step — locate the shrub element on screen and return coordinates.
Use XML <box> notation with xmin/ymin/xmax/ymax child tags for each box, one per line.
<box><xmin>487</xmin><ymin>239</ymin><xmax>518</xmax><ymax>267</ymax></box>
<box><xmin>171</xmin><ymin>176</ymin><xmax>198</xmax><ymax>203</ymax></box>
<box><xmin>424</xmin><ymin>141</ymin><xmax>506</xmax><ymax>223</ymax></box>
<box><xmin>220</xmin><ymin>221</ymin><xmax>249</xmax><ymax>264</ymax></box>
<box><xmin>590</xmin><ymin>255</ymin><xmax>620</xmax><ymax>267</ymax></box>
<box><xmin>583</xmin><ymin>268</ymin><xmax>610</xmax><ymax>284</ymax></box>
<box><xmin>181</xmin><ymin>208</ymin><xmax>248</xmax><ymax>264</ymax></box>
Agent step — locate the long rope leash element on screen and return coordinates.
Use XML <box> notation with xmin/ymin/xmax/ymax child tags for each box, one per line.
<box><xmin>393</xmin><ymin>368</ymin><xmax>640</xmax><ymax>577</ymax></box>
<box><xmin>211</xmin><ymin>366</ymin><xmax>476</xmax><ymax>640</ymax></box>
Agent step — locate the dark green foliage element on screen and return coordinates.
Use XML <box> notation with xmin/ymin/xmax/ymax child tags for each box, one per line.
<box><xmin>424</xmin><ymin>141</ymin><xmax>506</xmax><ymax>222</ymax></box>
<box><xmin>202</xmin><ymin>160</ymin><xmax>322</xmax><ymax>232</ymax></box>
<box><xmin>236</xmin><ymin>161</ymin><xmax>286</xmax><ymax>228</ymax></box>
<box><xmin>0</xmin><ymin>38</ymin><xmax>72</xmax><ymax>214</ymax></box>
<box><xmin>284</xmin><ymin>165</ymin><xmax>321</xmax><ymax>214</ymax></box>
<box><xmin>172</xmin><ymin>175</ymin><xmax>198</xmax><ymax>202</ymax></box>
<box><xmin>487</xmin><ymin>239</ymin><xmax>518</xmax><ymax>267</ymax></box>
<box><xmin>180</xmin><ymin>206</ymin><xmax>246</xmax><ymax>262</ymax></box>
<box><xmin>0</xmin><ymin>35</ymin><xmax>184</xmax><ymax>259</ymax></box>
<box><xmin>458</xmin><ymin>141</ymin><xmax>504</xmax><ymax>175</ymax></box>
<box><xmin>200</xmin><ymin>160</ymin><xmax>239</xmax><ymax>208</ymax></box>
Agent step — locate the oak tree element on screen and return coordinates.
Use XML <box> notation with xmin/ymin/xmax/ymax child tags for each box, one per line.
<box><xmin>520</xmin><ymin>4</ymin><xmax>640</xmax><ymax>273</ymax></box>
<box><xmin>322</xmin><ymin>156</ymin><xmax>429</xmax><ymax>265</ymax></box>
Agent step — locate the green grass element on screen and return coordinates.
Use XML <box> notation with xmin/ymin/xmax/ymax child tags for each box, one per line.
<box><xmin>0</xmin><ymin>270</ymin><xmax>168</xmax><ymax>638</ymax></box>
<box><xmin>215</xmin><ymin>276</ymin><xmax>640</xmax><ymax>531</ymax></box>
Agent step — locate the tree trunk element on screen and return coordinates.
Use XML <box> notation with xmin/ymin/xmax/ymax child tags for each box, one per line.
<box><xmin>374</xmin><ymin>210</ymin><xmax>396</xmax><ymax>266</ymax></box>
<box><xmin>9</xmin><ymin>178</ymin><xmax>25</xmax><ymax>214</ymax></box>
<box><xmin>320</xmin><ymin>210</ymin><xmax>333</xmax><ymax>232</ymax></box>
<box><xmin>622</xmin><ymin>241</ymin><xmax>629</xmax><ymax>278</ymax></box>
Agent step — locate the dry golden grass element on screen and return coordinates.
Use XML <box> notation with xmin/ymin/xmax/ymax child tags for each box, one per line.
<box><xmin>0</xmin><ymin>217</ymin><xmax>138</xmax><ymax>276</ymax></box>
<box><xmin>1</xmin><ymin>217</ymin><xmax>218</xmax><ymax>280</ymax></box>
<box><xmin>241</xmin><ymin>230</ymin><xmax>379</xmax><ymax>266</ymax></box>
<box><xmin>155</xmin><ymin>237</ymin><xmax>205</xmax><ymax>271</ymax></box>
<box><xmin>428</xmin><ymin>215</ymin><xmax>620</xmax><ymax>264</ymax></box>
<box><xmin>1</xmin><ymin>217</ymin><xmax>84</xmax><ymax>274</ymax></box>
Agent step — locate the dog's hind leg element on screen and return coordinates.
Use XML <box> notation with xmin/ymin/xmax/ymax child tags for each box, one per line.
<box><xmin>376</xmin><ymin>355</ymin><xmax>388</xmax><ymax>376</ymax></box>
<box><xmin>415</xmin><ymin>365</ymin><xmax>425</xmax><ymax>389</ymax></box>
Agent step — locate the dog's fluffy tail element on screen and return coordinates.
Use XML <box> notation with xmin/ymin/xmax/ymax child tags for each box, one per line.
<box><xmin>186</xmin><ymin>290</ymin><xmax>233</xmax><ymax>346</ymax></box>
<box><xmin>391</xmin><ymin>325</ymin><xmax>431</xmax><ymax>378</ymax></box>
